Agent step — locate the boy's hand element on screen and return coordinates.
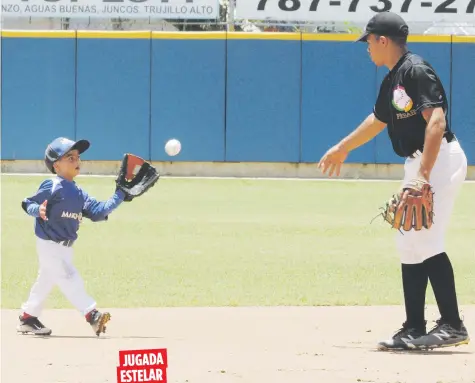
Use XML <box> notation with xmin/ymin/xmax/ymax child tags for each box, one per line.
<box><xmin>39</xmin><ymin>200</ymin><xmax>48</xmax><ymax>221</ymax></box>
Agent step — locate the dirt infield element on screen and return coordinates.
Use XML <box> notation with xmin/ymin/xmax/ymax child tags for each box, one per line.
<box><xmin>2</xmin><ymin>305</ymin><xmax>474</xmax><ymax>383</ymax></box>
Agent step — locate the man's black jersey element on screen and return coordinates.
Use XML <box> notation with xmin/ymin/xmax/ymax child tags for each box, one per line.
<box><xmin>374</xmin><ymin>51</ymin><xmax>454</xmax><ymax>158</ymax></box>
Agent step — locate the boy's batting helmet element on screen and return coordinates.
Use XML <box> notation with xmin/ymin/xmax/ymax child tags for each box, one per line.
<box><xmin>44</xmin><ymin>137</ymin><xmax>90</xmax><ymax>174</ymax></box>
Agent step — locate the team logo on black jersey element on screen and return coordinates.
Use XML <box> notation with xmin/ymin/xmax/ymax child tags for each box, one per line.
<box><xmin>392</xmin><ymin>85</ymin><xmax>413</xmax><ymax>113</ymax></box>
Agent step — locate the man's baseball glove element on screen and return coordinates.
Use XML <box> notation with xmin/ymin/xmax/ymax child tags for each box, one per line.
<box><xmin>377</xmin><ymin>178</ymin><xmax>434</xmax><ymax>232</ymax></box>
<box><xmin>115</xmin><ymin>153</ymin><xmax>160</xmax><ymax>202</ymax></box>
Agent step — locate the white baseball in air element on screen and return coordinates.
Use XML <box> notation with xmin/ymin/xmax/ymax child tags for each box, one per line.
<box><xmin>165</xmin><ymin>139</ymin><xmax>181</xmax><ymax>156</ymax></box>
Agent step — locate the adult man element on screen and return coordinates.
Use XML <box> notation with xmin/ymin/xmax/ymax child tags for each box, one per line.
<box><xmin>318</xmin><ymin>11</ymin><xmax>469</xmax><ymax>350</ymax></box>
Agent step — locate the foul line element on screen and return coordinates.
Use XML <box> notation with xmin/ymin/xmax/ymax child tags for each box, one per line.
<box><xmin>0</xmin><ymin>173</ymin><xmax>400</xmax><ymax>182</ymax></box>
<box><xmin>2</xmin><ymin>173</ymin><xmax>475</xmax><ymax>183</ymax></box>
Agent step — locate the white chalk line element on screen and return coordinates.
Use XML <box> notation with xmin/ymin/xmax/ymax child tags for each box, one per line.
<box><xmin>2</xmin><ymin>173</ymin><xmax>475</xmax><ymax>183</ymax></box>
<box><xmin>0</xmin><ymin>172</ymin><xmax>399</xmax><ymax>182</ymax></box>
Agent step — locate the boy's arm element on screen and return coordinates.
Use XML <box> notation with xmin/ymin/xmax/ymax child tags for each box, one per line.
<box><xmin>21</xmin><ymin>180</ymin><xmax>53</xmax><ymax>218</ymax></box>
<box><xmin>82</xmin><ymin>188</ymin><xmax>126</xmax><ymax>222</ymax></box>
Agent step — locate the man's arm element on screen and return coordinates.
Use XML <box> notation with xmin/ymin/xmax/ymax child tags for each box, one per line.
<box><xmin>338</xmin><ymin>113</ymin><xmax>387</xmax><ymax>152</ymax></box>
<box><xmin>418</xmin><ymin>107</ymin><xmax>446</xmax><ymax>181</ymax></box>
<box><xmin>318</xmin><ymin>113</ymin><xmax>386</xmax><ymax>176</ymax></box>
<box><xmin>82</xmin><ymin>189</ymin><xmax>126</xmax><ymax>222</ymax></box>
<box><xmin>403</xmin><ymin>64</ymin><xmax>448</xmax><ymax>181</ymax></box>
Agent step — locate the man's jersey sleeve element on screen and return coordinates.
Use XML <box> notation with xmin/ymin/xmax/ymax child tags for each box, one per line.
<box><xmin>404</xmin><ymin>64</ymin><xmax>445</xmax><ymax>113</ymax></box>
<box><xmin>373</xmin><ymin>77</ymin><xmax>391</xmax><ymax>124</ymax></box>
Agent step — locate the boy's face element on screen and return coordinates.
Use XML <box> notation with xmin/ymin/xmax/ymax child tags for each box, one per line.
<box><xmin>54</xmin><ymin>149</ymin><xmax>81</xmax><ymax>179</ymax></box>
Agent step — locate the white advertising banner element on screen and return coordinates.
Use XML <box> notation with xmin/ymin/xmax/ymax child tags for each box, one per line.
<box><xmin>1</xmin><ymin>0</ymin><xmax>220</xmax><ymax>18</ymax></box>
<box><xmin>235</xmin><ymin>0</ymin><xmax>475</xmax><ymax>22</ymax></box>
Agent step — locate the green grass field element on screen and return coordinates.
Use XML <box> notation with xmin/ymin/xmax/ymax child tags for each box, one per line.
<box><xmin>2</xmin><ymin>175</ymin><xmax>474</xmax><ymax>309</ymax></box>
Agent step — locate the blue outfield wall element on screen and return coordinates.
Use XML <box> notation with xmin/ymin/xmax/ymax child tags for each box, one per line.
<box><xmin>1</xmin><ymin>32</ymin><xmax>76</xmax><ymax>160</ymax></box>
<box><xmin>226</xmin><ymin>35</ymin><xmax>301</xmax><ymax>163</ymax></box>
<box><xmin>301</xmin><ymin>36</ymin><xmax>377</xmax><ymax>164</ymax></box>
<box><xmin>1</xmin><ymin>31</ymin><xmax>474</xmax><ymax>166</ymax></box>
<box><xmin>75</xmin><ymin>31</ymin><xmax>152</xmax><ymax>161</ymax></box>
<box><xmin>452</xmin><ymin>38</ymin><xmax>475</xmax><ymax>161</ymax></box>
<box><xmin>150</xmin><ymin>34</ymin><xmax>226</xmax><ymax>162</ymax></box>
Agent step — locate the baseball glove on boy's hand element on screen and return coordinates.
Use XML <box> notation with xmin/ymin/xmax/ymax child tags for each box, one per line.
<box><xmin>115</xmin><ymin>154</ymin><xmax>160</xmax><ymax>202</ymax></box>
<box><xmin>377</xmin><ymin>178</ymin><xmax>434</xmax><ymax>232</ymax></box>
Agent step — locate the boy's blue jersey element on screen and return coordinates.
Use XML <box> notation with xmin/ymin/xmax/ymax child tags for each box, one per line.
<box><xmin>22</xmin><ymin>176</ymin><xmax>125</xmax><ymax>242</ymax></box>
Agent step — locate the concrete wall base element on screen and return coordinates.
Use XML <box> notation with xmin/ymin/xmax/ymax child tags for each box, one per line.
<box><xmin>2</xmin><ymin>160</ymin><xmax>474</xmax><ymax>181</ymax></box>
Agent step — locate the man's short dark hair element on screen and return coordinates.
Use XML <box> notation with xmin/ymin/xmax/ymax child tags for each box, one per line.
<box><xmin>375</xmin><ymin>34</ymin><xmax>407</xmax><ymax>48</ymax></box>
<box><xmin>389</xmin><ymin>35</ymin><xmax>408</xmax><ymax>47</ymax></box>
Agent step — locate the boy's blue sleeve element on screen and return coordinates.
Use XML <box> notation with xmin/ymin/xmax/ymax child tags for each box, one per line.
<box><xmin>21</xmin><ymin>180</ymin><xmax>53</xmax><ymax>217</ymax></box>
<box><xmin>82</xmin><ymin>188</ymin><xmax>126</xmax><ymax>222</ymax></box>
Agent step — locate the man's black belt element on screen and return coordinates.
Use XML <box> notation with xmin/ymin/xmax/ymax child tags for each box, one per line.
<box><xmin>409</xmin><ymin>132</ymin><xmax>457</xmax><ymax>158</ymax></box>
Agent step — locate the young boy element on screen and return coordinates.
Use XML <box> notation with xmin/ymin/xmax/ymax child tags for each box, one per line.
<box><xmin>18</xmin><ymin>137</ymin><xmax>126</xmax><ymax>336</ymax></box>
